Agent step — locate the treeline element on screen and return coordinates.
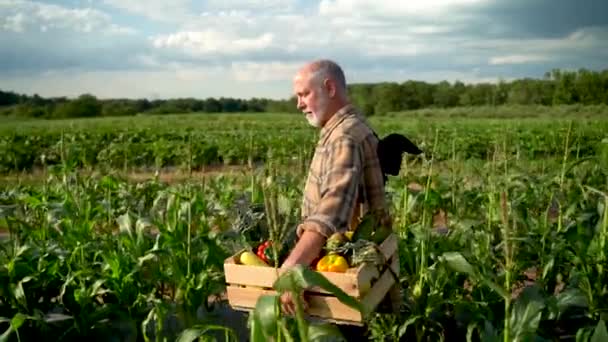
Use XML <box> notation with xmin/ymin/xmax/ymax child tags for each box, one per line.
<box><xmin>0</xmin><ymin>93</ymin><xmax>297</xmax><ymax>119</ymax></box>
<box><xmin>1</xmin><ymin>68</ymin><xmax>607</xmax><ymax>119</ymax></box>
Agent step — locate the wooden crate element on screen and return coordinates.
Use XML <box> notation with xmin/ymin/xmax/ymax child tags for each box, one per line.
<box><xmin>223</xmin><ymin>233</ymin><xmax>400</xmax><ymax>325</ymax></box>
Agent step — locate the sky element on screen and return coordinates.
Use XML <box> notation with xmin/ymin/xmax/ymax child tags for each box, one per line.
<box><xmin>0</xmin><ymin>0</ymin><xmax>607</xmax><ymax>100</ymax></box>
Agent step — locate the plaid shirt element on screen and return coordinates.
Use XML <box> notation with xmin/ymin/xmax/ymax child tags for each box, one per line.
<box><xmin>296</xmin><ymin>104</ymin><xmax>390</xmax><ymax>239</ymax></box>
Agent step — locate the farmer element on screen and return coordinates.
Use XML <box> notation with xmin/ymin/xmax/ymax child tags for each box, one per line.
<box><xmin>279</xmin><ymin>59</ymin><xmax>392</xmax><ymax>316</ymax></box>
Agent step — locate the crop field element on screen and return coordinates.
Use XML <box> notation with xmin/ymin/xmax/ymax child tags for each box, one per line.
<box><xmin>0</xmin><ymin>109</ymin><xmax>607</xmax><ymax>341</ymax></box>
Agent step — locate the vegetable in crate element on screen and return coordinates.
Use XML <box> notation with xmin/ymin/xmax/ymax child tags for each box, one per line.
<box><xmin>316</xmin><ymin>253</ymin><xmax>349</xmax><ymax>273</ymax></box>
<box><xmin>325</xmin><ymin>232</ymin><xmax>349</xmax><ymax>252</ymax></box>
<box><xmin>350</xmin><ymin>241</ymin><xmax>384</xmax><ymax>268</ymax></box>
<box><xmin>256</xmin><ymin>240</ymin><xmax>280</xmax><ymax>265</ymax></box>
<box><xmin>239</xmin><ymin>251</ymin><xmax>269</xmax><ymax>267</ymax></box>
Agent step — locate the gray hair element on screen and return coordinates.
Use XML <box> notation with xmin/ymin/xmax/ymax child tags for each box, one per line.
<box><xmin>308</xmin><ymin>59</ymin><xmax>347</xmax><ymax>92</ymax></box>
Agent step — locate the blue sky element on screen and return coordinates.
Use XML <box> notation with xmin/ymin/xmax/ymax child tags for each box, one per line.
<box><xmin>0</xmin><ymin>0</ymin><xmax>607</xmax><ymax>100</ymax></box>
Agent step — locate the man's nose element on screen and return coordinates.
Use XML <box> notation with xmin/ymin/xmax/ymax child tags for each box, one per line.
<box><xmin>297</xmin><ymin>98</ymin><xmax>305</xmax><ymax>110</ymax></box>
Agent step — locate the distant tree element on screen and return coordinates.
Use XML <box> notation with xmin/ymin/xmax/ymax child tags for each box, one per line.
<box><xmin>0</xmin><ymin>90</ymin><xmax>20</xmax><ymax>106</ymax></box>
<box><xmin>53</xmin><ymin>94</ymin><xmax>101</xmax><ymax>118</ymax></box>
<box><xmin>433</xmin><ymin>81</ymin><xmax>460</xmax><ymax>108</ymax></box>
<box><xmin>372</xmin><ymin>83</ymin><xmax>403</xmax><ymax>115</ymax></box>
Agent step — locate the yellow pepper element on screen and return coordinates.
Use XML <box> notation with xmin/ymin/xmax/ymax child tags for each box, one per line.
<box><xmin>316</xmin><ymin>254</ymin><xmax>349</xmax><ymax>273</ymax></box>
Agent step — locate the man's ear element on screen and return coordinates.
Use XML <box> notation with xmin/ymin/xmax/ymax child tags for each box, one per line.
<box><xmin>324</xmin><ymin>78</ymin><xmax>337</xmax><ymax>98</ymax></box>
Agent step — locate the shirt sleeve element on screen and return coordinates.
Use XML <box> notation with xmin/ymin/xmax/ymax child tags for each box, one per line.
<box><xmin>297</xmin><ymin>137</ymin><xmax>361</xmax><ymax>238</ymax></box>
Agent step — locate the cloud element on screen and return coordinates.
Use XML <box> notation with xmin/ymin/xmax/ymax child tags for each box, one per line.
<box><xmin>152</xmin><ymin>30</ymin><xmax>275</xmax><ymax>56</ymax></box>
<box><xmin>319</xmin><ymin>0</ymin><xmax>487</xmax><ymax>18</ymax></box>
<box><xmin>489</xmin><ymin>55</ymin><xmax>550</xmax><ymax>65</ymax></box>
<box><xmin>1</xmin><ymin>0</ymin><xmax>606</xmax><ymax>100</ymax></box>
<box><xmin>0</xmin><ymin>0</ymin><xmax>145</xmax><ymax>75</ymax></box>
<box><xmin>229</xmin><ymin>61</ymin><xmax>302</xmax><ymax>82</ymax></box>
<box><xmin>203</xmin><ymin>0</ymin><xmax>298</xmax><ymax>13</ymax></box>
<box><xmin>0</xmin><ymin>0</ymin><xmax>136</xmax><ymax>34</ymax></box>
<box><xmin>101</xmin><ymin>0</ymin><xmax>193</xmax><ymax>23</ymax></box>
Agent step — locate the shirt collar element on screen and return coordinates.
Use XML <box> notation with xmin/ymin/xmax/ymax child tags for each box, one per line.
<box><xmin>319</xmin><ymin>103</ymin><xmax>357</xmax><ymax>144</ymax></box>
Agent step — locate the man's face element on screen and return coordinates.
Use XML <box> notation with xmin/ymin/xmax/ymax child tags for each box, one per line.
<box><xmin>293</xmin><ymin>71</ymin><xmax>331</xmax><ymax>128</ymax></box>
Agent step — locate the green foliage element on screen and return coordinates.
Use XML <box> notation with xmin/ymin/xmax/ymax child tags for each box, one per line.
<box><xmin>1</xmin><ymin>113</ymin><xmax>608</xmax><ymax>174</ymax></box>
<box><xmin>2</xmin><ymin>67</ymin><xmax>608</xmax><ymax>119</ymax></box>
<box><xmin>0</xmin><ymin>113</ymin><xmax>607</xmax><ymax>341</ymax></box>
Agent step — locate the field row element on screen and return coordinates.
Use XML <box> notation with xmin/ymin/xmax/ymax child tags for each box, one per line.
<box><xmin>1</xmin><ymin>114</ymin><xmax>607</xmax><ymax>173</ymax></box>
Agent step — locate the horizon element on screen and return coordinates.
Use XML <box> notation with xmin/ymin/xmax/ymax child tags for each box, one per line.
<box><xmin>1</xmin><ymin>67</ymin><xmax>605</xmax><ymax>102</ymax></box>
<box><xmin>1</xmin><ymin>0</ymin><xmax>607</xmax><ymax>100</ymax></box>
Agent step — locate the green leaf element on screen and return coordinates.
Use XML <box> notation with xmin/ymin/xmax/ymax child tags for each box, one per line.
<box><xmin>136</xmin><ymin>217</ymin><xmax>152</xmax><ymax>237</ymax></box>
<box><xmin>577</xmin><ymin>327</ymin><xmax>593</xmax><ymax>342</ymax></box>
<box><xmin>279</xmin><ymin>320</ymin><xmax>296</xmax><ymax>342</ymax></box>
<box><xmin>397</xmin><ymin>316</ymin><xmax>421</xmax><ymax>338</ymax></box>
<box><xmin>90</xmin><ymin>279</ymin><xmax>107</xmax><ymax>297</ymax></box>
<box><xmin>541</xmin><ymin>258</ymin><xmax>554</xmax><ymax>280</ymax></box>
<box><xmin>43</xmin><ymin>313</ymin><xmax>72</xmax><ymax>323</ymax></box>
<box><xmin>253</xmin><ymin>294</ymin><xmax>280</xmax><ymax>338</ymax></box>
<box><xmin>249</xmin><ymin>311</ymin><xmax>266</xmax><ymax>342</ymax></box>
<box><xmin>308</xmin><ymin>323</ymin><xmax>345</xmax><ymax>342</ymax></box>
<box><xmin>0</xmin><ymin>326</ymin><xmax>13</xmax><ymax>342</ymax></box>
<box><xmin>510</xmin><ymin>287</ymin><xmax>546</xmax><ymax>339</ymax></box>
<box><xmin>441</xmin><ymin>252</ymin><xmax>508</xmax><ymax>299</ymax></box>
<box><xmin>591</xmin><ymin>321</ymin><xmax>608</xmax><ymax>342</ymax></box>
<box><xmin>176</xmin><ymin>328</ymin><xmax>204</xmax><ymax>342</ymax></box>
<box><xmin>116</xmin><ymin>213</ymin><xmax>132</xmax><ymax>237</ymax></box>
<box><xmin>442</xmin><ymin>252</ymin><xmax>475</xmax><ymax>276</ymax></box>
<box><xmin>481</xmin><ymin>279</ymin><xmax>509</xmax><ymax>301</ymax></box>
<box><xmin>14</xmin><ymin>281</ymin><xmax>28</xmax><ymax>306</ymax></box>
<box><xmin>10</xmin><ymin>313</ymin><xmax>27</xmax><ymax>330</ymax></box>
<box><xmin>176</xmin><ymin>324</ymin><xmax>237</xmax><ymax>342</ymax></box>
<box><xmin>556</xmin><ymin>288</ymin><xmax>588</xmax><ymax>313</ymax></box>
<box><xmin>15</xmin><ymin>245</ymin><xmax>29</xmax><ymax>258</ymax></box>
<box><xmin>274</xmin><ymin>265</ymin><xmax>365</xmax><ymax>315</ymax></box>
<box><xmin>481</xmin><ymin>321</ymin><xmax>500</xmax><ymax>342</ymax></box>
<box><xmin>137</xmin><ymin>253</ymin><xmax>157</xmax><ymax>267</ymax></box>
<box><xmin>466</xmin><ymin>322</ymin><xmax>479</xmax><ymax>342</ymax></box>
<box><xmin>278</xmin><ymin>194</ymin><xmax>292</xmax><ymax>216</ymax></box>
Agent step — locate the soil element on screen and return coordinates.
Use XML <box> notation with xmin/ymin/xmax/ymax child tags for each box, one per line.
<box><xmin>0</xmin><ymin>164</ymin><xmax>255</xmax><ymax>185</ymax></box>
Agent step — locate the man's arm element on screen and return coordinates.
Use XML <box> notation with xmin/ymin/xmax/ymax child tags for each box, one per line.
<box><xmin>280</xmin><ymin>229</ymin><xmax>326</xmax><ymax>268</ymax></box>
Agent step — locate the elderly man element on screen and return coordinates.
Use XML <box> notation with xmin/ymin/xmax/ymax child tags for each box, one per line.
<box><xmin>280</xmin><ymin>59</ymin><xmax>392</xmax><ymax>317</ymax></box>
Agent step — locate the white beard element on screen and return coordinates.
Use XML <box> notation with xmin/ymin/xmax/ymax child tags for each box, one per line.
<box><xmin>305</xmin><ymin>113</ymin><xmax>321</xmax><ymax>127</ymax></box>
<box><xmin>305</xmin><ymin>91</ymin><xmax>330</xmax><ymax>128</ymax></box>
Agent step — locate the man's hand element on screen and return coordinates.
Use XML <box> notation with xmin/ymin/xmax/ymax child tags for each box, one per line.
<box><xmin>280</xmin><ymin>229</ymin><xmax>326</xmax><ymax>315</ymax></box>
<box><xmin>280</xmin><ymin>291</ymin><xmax>308</xmax><ymax>316</ymax></box>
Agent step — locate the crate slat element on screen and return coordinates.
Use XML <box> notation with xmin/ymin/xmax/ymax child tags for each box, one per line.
<box><xmin>226</xmin><ymin>286</ymin><xmax>364</xmax><ymax>324</ymax></box>
<box><xmin>361</xmin><ymin>254</ymin><xmax>399</xmax><ymax>312</ymax></box>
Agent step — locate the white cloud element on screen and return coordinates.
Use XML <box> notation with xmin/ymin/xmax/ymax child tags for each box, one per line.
<box><xmin>0</xmin><ymin>0</ymin><xmax>135</xmax><ymax>34</ymax></box>
<box><xmin>152</xmin><ymin>30</ymin><xmax>274</xmax><ymax>56</ymax></box>
<box><xmin>102</xmin><ymin>0</ymin><xmax>193</xmax><ymax>23</ymax></box>
<box><xmin>319</xmin><ymin>0</ymin><xmax>487</xmax><ymax>18</ymax></box>
<box><xmin>489</xmin><ymin>54</ymin><xmax>549</xmax><ymax>65</ymax></box>
<box><xmin>203</xmin><ymin>0</ymin><xmax>297</xmax><ymax>12</ymax></box>
<box><xmin>229</xmin><ymin>61</ymin><xmax>302</xmax><ymax>82</ymax></box>
<box><xmin>2</xmin><ymin>12</ymin><xmax>24</xmax><ymax>32</ymax></box>
<box><xmin>138</xmin><ymin>0</ymin><xmax>488</xmax><ymax>67</ymax></box>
